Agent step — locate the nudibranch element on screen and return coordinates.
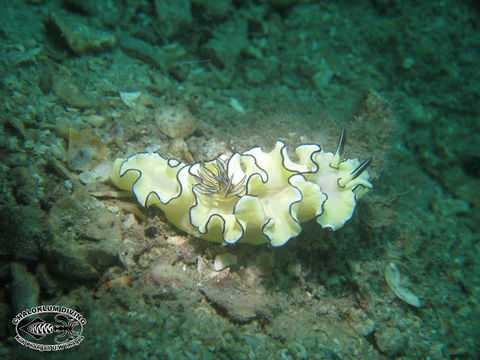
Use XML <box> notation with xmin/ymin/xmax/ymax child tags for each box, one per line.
<box><xmin>110</xmin><ymin>130</ymin><xmax>372</xmax><ymax>246</ymax></box>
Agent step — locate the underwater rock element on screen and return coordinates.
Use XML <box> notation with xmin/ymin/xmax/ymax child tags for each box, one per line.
<box><xmin>62</xmin><ymin>0</ymin><xmax>123</xmax><ymax>26</ymax></box>
<box><xmin>11</xmin><ymin>262</ymin><xmax>40</xmax><ymax>313</ymax></box>
<box><xmin>166</xmin><ymin>235</ymin><xmax>198</xmax><ymax>264</ymax></box>
<box><xmin>201</xmin><ymin>17</ymin><xmax>249</xmax><ymax>69</ymax></box>
<box><xmin>147</xmin><ymin>263</ymin><xmax>191</xmax><ymax>299</ymax></box>
<box><xmin>5</xmin><ymin>116</ymin><xmax>28</xmax><ymax>140</ymax></box>
<box><xmin>0</xmin><ymin>203</ymin><xmax>44</xmax><ymax>261</ymax></box>
<box><xmin>191</xmin><ymin>0</ymin><xmax>233</xmax><ymax>21</ymax></box>
<box><xmin>312</xmin><ymin>61</ymin><xmax>335</xmax><ymax>91</ymax></box>
<box><xmin>154</xmin><ymin>105</ymin><xmax>196</xmax><ymax>139</ymax></box>
<box><xmin>244</xmin><ymin>56</ymin><xmax>279</xmax><ymax>86</ymax></box>
<box><xmin>47</xmin><ymin>188</ymin><xmax>121</xmax><ymax>281</ymax></box>
<box><xmin>67</xmin><ymin>127</ymin><xmax>108</xmax><ymax>171</ymax></box>
<box><xmin>431</xmin><ymin>196</ymin><xmax>470</xmax><ymax>217</ymax></box>
<box><xmin>0</xmin><ymin>301</ymin><xmax>9</xmax><ymax>338</ymax></box>
<box><xmin>298</xmin><ymin>57</ymin><xmax>334</xmax><ymax>92</ymax></box>
<box><xmin>119</xmin><ymin>36</ymin><xmax>166</xmax><ymax>70</ymax></box>
<box><xmin>261</xmin><ymin>0</ymin><xmax>299</xmax><ymax>8</ymax></box>
<box><xmin>199</xmin><ymin>285</ymin><xmax>268</xmax><ymax>323</ymax></box>
<box><xmin>169</xmin><ymin>138</ymin><xmax>195</xmax><ymax>163</ymax></box>
<box><xmin>374</xmin><ymin>326</ymin><xmax>407</xmax><ymax>357</ymax></box>
<box><xmin>349</xmin><ymin>90</ymin><xmax>394</xmax><ymax>176</ymax></box>
<box><xmin>0</xmin><ymin>261</ymin><xmax>9</xmax><ymax>287</ymax></box>
<box><xmin>353</xmin><ymin>318</ymin><xmax>376</xmax><ymax>337</ymax></box>
<box><xmin>10</xmin><ymin>166</ymin><xmax>40</xmax><ymax>205</ymax></box>
<box><xmin>35</xmin><ymin>263</ymin><xmax>61</xmax><ymax>298</ymax></box>
<box><xmin>154</xmin><ymin>0</ymin><xmax>193</xmax><ymax>39</ymax></box>
<box><xmin>38</xmin><ymin>65</ymin><xmax>53</xmax><ymax>94</ymax></box>
<box><xmin>287</xmin><ymin>262</ymin><xmax>302</xmax><ymax>277</ymax></box>
<box><xmin>51</xmin><ymin>76</ymin><xmax>92</xmax><ymax>109</ymax></box>
<box><xmin>45</xmin><ymin>11</ymin><xmax>116</xmax><ymax>55</ymax></box>
<box><xmin>254</xmin><ymin>251</ymin><xmax>275</xmax><ymax>273</ymax></box>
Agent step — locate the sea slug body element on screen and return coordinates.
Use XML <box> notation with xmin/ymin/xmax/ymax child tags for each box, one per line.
<box><xmin>110</xmin><ymin>130</ymin><xmax>372</xmax><ymax>246</ymax></box>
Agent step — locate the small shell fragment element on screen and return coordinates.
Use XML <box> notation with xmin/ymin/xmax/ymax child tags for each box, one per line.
<box><xmin>119</xmin><ymin>91</ymin><xmax>142</xmax><ymax>108</ymax></box>
<box><xmin>82</xmin><ymin>114</ymin><xmax>106</xmax><ymax>128</ymax></box>
<box><xmin>78</xmin><ymin>161</ymin><xmax>111</xmax><ymax>184</ymax></box>
<box><xmin>213</xmin><ymin>253</ymin><xmax>238</xmax><ymax>271</ymax></box>
<box><xmin>230</xmin><ymin>97</ymin><xmax>245</xmax><ymax>113</ymax></box>
<box><xmin>385</xmin><ymin>262</ymin><xmax>421</xmax><ymax>308</ymax></box>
